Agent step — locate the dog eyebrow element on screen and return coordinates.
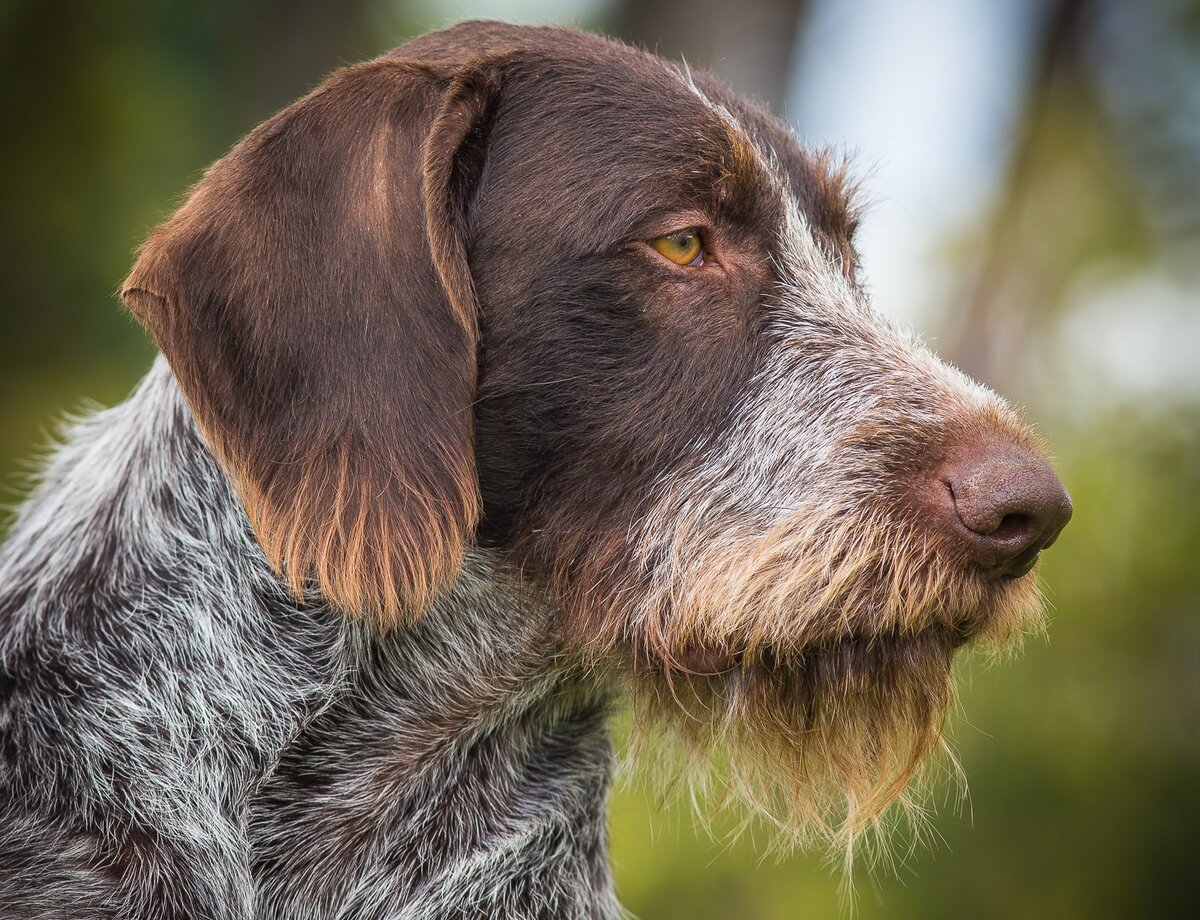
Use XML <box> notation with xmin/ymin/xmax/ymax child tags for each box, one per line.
<box><xmin>671</xmin><ymin>60</ymin><xmax>776</xmax><ymax>194</ymax></box>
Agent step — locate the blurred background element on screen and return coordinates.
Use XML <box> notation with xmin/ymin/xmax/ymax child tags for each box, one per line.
<box><xmin>1</xmin><ymin>0</ymin><xmax>1196</xmax><ymax>916</ymax></box>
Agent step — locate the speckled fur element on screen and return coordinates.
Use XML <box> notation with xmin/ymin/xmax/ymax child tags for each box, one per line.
<box><xmin>0</xmin><ymin>360</ymin><xmax>618</xmax><ymax>918</ymax></box>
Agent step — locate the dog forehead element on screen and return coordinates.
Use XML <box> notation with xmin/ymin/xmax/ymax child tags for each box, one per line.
<box><xmin>497</xmin><ymin>80</ymin><xmax>764</xmax><ymax>222</ymax></box>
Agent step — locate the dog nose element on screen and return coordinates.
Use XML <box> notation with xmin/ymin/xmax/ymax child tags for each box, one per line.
<box><xmin>939</xmin><ymin>445</ymin><xmax>1072</xmax><ymax>577</ymax></box>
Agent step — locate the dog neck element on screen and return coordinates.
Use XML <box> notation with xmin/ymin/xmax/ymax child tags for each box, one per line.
<box><xmin>251</xmin><ymin>555</ymin><xmax>619</xmax><ymax>914</ymax></box>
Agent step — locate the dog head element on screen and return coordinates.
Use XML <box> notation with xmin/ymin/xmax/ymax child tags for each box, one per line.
<box><xmin>124</xmin><ymin>21</ymin><xmax>1070</xmax><ymax>847</ymax></box>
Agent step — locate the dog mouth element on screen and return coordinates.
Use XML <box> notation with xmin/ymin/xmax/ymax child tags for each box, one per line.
<box><xmin>661</xmin><ymin>622</ymin><xmax>964</xmax><ymax>680</ymax></box>
<box><xmin>657</xmin><ymin>568</ymin><xmax>1040</xmax><ymax>680</ymax></box>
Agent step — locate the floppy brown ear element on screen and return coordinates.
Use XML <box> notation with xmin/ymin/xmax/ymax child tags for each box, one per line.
<box><xmin>122</xmin><ymin>58</ymin><xmax>501</xmax><ymax>626</ymax></box>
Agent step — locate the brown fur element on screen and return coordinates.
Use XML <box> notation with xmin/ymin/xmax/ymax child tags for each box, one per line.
<box><xmin>124</xmin><ymin>59</ymin><xmax>489</xmax><ymax>625</ymax></box>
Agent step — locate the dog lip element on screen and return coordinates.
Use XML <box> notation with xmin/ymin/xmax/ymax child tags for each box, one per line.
<box><xmin>661</xmin><ymin>618</ymin><xmax>993</xmax><ymax>681</ymax></box>
<box><xmin>976</xmin><ymin>534</ymin><xmax>1046</xmax><ymax>580</ymax></box>
<box><xmin>994</xmin><ymin>547</ymin><xmax>1041</xmax><ymax>580</ymax></box>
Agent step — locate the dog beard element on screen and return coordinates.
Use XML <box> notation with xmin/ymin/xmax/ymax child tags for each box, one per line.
<box><xmin>573</xmin><ymin>498</ymin><xmax>1046</xmax><ymax>858</ymax></box>
<box><xmin>624</xmin><ymin>629</ymin><xmax>958</xmax><ymax>860</ymax></box>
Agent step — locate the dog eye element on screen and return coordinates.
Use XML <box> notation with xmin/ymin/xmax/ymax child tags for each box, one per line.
<box><xmin>651</xmin><ymin>229</ymin><xmax>705</xmax><ymax>266</ymax></box>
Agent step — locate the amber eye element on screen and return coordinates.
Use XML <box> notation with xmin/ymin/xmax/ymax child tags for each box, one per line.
<box><xmin>651</xmin><ymin>229</ymin><xmax>705</xmax><ymax>266</ymax></box>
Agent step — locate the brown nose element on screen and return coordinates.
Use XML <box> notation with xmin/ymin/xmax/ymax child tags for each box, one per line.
<box><xmin>940</xmin><ymin>445</ymin><xmax>1072</xmax><ymax>578</ymax></box>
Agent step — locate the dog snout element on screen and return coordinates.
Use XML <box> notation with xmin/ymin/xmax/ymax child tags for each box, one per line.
<box><xmin>936</xmin><ymin>443</ymin><xmax>1072</xmax><ymax>578</ymax></box>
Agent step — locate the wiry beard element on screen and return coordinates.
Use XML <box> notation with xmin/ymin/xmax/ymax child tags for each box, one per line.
<box><xmin>566</xmin><ymin>484</ymin><xmax>1045</xmax><ymax>858</ymax></box>
<box><xmin>622</xmin><ymin>628</ymin><xmax>958</xmax><ymax>859</ymax></box>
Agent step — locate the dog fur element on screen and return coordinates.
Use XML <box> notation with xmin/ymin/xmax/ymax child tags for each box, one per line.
<box><xmin>0</xmin><ymin>21</ymin><xmax>1068</xmax><ymax>918</ymax></box>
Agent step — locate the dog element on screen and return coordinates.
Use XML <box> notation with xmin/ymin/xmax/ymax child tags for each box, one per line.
<box><xmin>0</xmin><ymin>20</ymin><xmax>1071</xmax><ymax>918</ymax></box>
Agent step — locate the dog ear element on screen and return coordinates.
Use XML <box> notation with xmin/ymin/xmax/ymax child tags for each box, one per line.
<box><xmin>122</xmin><ymin>59</ymin><xmax>501</xmax><ymax>626</ymax></box>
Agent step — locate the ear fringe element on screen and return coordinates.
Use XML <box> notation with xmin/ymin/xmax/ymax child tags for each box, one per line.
<box><xmin>232</xmin><ymin>436</ymin><xmax>480</xmax><ymax>627</ymax></box>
